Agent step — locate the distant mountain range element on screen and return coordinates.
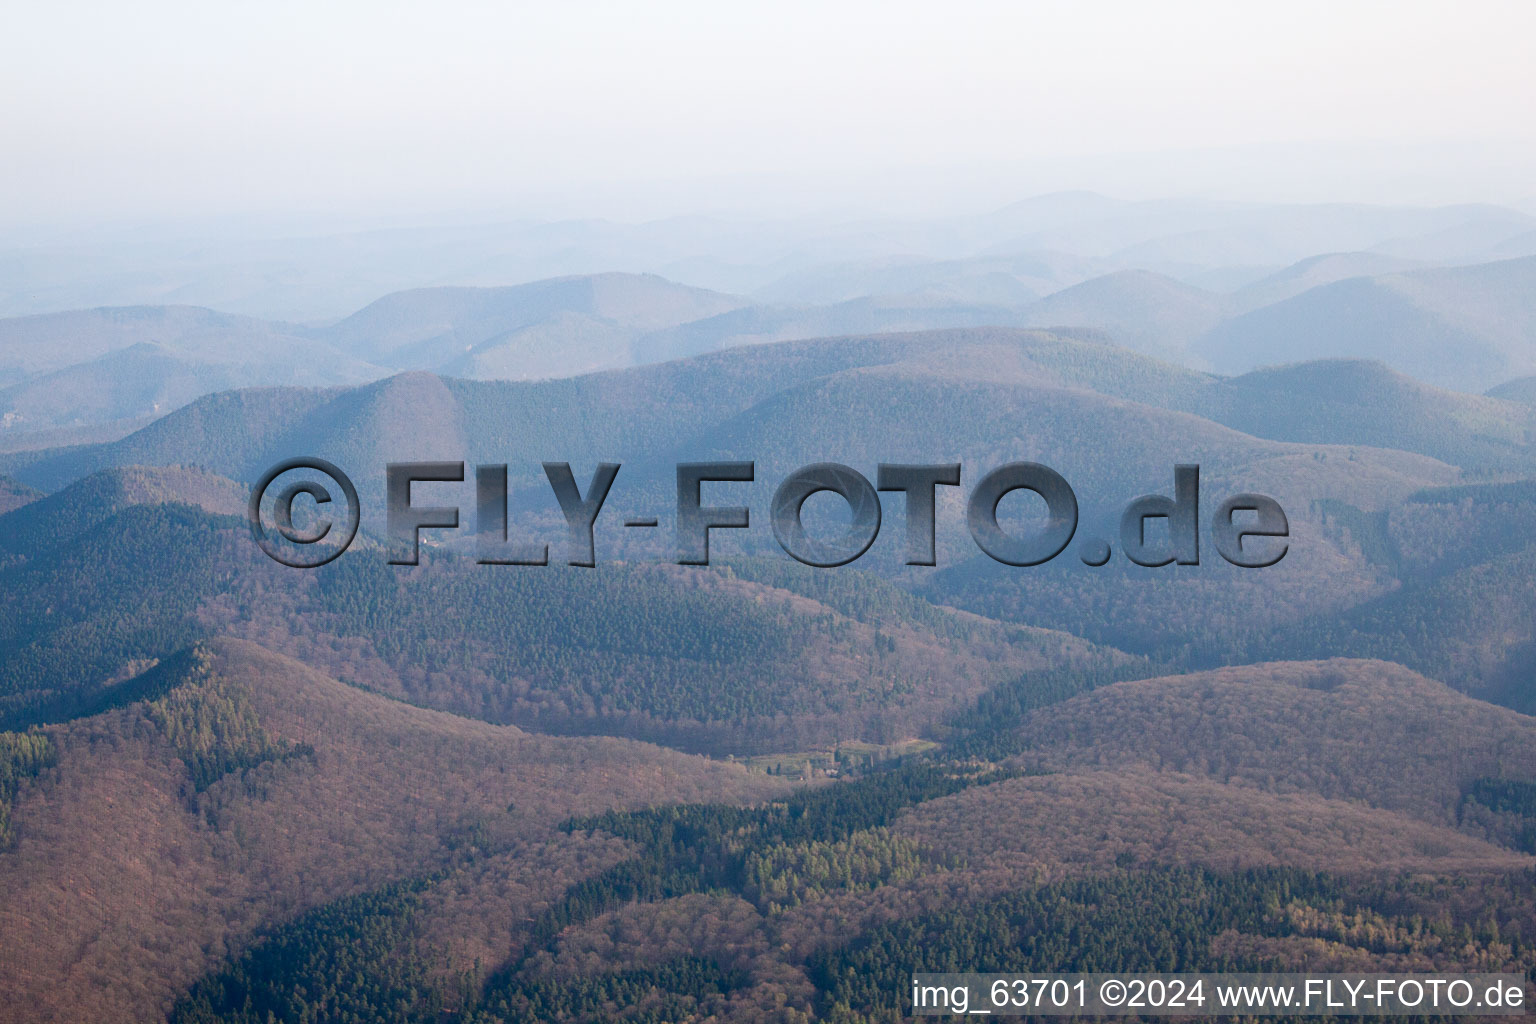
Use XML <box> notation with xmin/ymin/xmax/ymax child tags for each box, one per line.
<box><xmin>0</xmin><ymin>306</ymin><xmax>378</xmax><ymax>434</ymax></box>
<box><xmin>4</xmin><ymin>235</ymin><xmax>1534</xmax><ymax>445</ymax></box>
<box><xmin>7</xmin><ymin>194</ymin><xmax>1533</xmax><ymax>323</ymax></box>
<box><xmin>8</xmin><ymin>326</ymin><xmax>1491</xmax><ymax>501</ymax></box>
<box><xmin>9</xmin><ymin>324</ymin><xmax>1536</xmax><ymax>711</ymax></box>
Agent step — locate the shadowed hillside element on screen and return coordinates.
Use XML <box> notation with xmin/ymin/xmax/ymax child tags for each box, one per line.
<box><xmin>0</xmin><ymin>463</ymin><xmax>247</xmax><ymax>563</ymax></box>
<box><xmin>0</xmin><ymin>474</ymin><xmax>40</xmax><ymax>514</ymax></box>
<box><xmin>1489</xmin><ymin>374</ymin><xmax>1536</xmax><ymax>406</ymax></box>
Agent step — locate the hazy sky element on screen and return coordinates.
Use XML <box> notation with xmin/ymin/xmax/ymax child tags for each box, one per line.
<box><xmin>4</xmin><ymin>0</ymin><xmax>1535</xmax><ymax>226</ymax></box>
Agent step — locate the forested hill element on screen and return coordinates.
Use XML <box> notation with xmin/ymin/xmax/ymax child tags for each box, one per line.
<box><xmin>0</xmin><ymin>482</ymin><xmax>1110</xmax><ymax>753</ymax></box>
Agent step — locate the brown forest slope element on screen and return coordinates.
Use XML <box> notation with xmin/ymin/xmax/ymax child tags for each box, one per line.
<box><xmin>0</xmin><ymin>638</ymin><xmax>792</xmax><ymax>1024</ymax></box>
<box><xmin>1004</xmin><ymin>659</ymin><xmax>1536</xmax><ymax>823</ymax></box>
